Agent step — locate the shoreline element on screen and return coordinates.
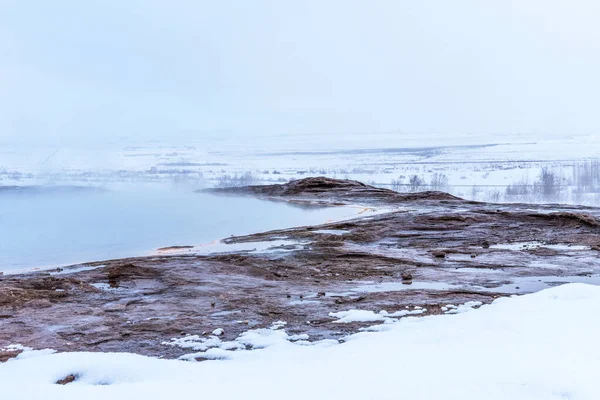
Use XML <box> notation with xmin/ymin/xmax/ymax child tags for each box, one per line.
<box><xmin>2</xmin><ymin>177</ymin><xmax>600</xmax><ymax>360</ymax></box>
<box><xmin>2</xmin><ymin>201</ymin><xmax>387</xmax><ymax>276</ymax></box>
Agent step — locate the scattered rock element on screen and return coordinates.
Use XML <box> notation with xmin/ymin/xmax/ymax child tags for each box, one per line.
<box><xmin>401</xmin><ymin>272</ymin><xmax>413</xmax><ymax>281</ymax></box>
<box><xmin>105</xmin><ymin>263</ymin><xmax>158</xmax><ymax>289</ymax></box>
<box><xmin>543</xmin><ymin>212</ymin><xmax>600</xmax><ymax>228</ymax></box>
<box><xmin>334</xmin><ymin>296</ymin><xmax>366</xmax><ymax>304</ymax></box>
<box><xmin>56</xmin><ymin>374</ymin><xmax>78</xmax><ymax>385</ymax></box>
<box><xmin>23</xmin><ymin>299</ymin><xmax>53</xmax><ymax>308</ymax></box>
<box><xmin>103</xmin><ymin>303</ymin><xmax>127</xmax><ymax>312</ymax></box>
<box><xmin>432</xmin><ymin>251</ymin><xmax>446</xmax><ymax>258</ymax></box>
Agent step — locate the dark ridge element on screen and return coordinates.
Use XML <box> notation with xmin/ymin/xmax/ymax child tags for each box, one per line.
<box><xmin>202</xmin><ymin>176</ymin><xmax>462</xmax><ymax>204</ymax></box>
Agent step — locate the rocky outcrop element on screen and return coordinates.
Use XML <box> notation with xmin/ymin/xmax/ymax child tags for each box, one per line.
<box><xmin>203</xmin><ymin>177</ymin><xmax>461</xmax><ymax>204</ymax></box>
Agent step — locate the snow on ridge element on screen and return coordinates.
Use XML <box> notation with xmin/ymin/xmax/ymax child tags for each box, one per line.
<box><xmin>164</xmin><ymin>307</ymin><xmax>434</xmax><ymax>360</ymax></box>
<box><xmin>329</xmin><ymin>309</ymin><xmax>387</xmax><ymax>323</ymax></box>
<box><xmin>442</xmin><ymin>301</ymin><xmax>483</xmax><ymax>314</ymax></box>
<box><xmin>2</xmin><ymin>283</ymin><xmax>600</xmax><ymax>399</ymax></box>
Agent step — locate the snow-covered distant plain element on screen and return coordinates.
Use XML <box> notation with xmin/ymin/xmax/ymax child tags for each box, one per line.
<box><xmin>2</xmin><ymin>131</ymin><xmax>599</xmax><ymax>204</ymax></box>
<box><xmin>2</xmin><ymin>283</ymin><xmax>599</xmax><ymax>399</ymax></box>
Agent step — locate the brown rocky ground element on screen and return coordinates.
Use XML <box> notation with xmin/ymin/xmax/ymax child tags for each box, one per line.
<box><xmin>1</xmin><ymin>177</ymin><xmax>600</xmax><ymax>359</ymax></box>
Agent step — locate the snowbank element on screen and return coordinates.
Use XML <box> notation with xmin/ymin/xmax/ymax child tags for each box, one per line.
<box><xmin>2</xmin><ymin>283</ymin><xmax>599</xmax><ymax>399</ymax></box>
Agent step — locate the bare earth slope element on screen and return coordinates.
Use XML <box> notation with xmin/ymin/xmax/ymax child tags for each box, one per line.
<box><xmin>2</xmin><ymin>177</ymin><xmax>600</xmax><ymax>359</ymax></box>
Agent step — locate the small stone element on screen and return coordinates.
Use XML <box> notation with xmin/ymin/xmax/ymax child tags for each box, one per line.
<box><xmin>212</xmin><ymin>328</ymin><xmax>224</xmax><ymax>336</ymax></box>
<box><xmin>470</xmin><ymin>254</ymin><xmax>477</xmax><ymax>258</ymax></box>
<box><xmin>401</xmin><ymin>272</ymin><xmax>413</xmax><ymax>281</ymax></box>
<box><xmin>56</xmin><ymin>374</ymin><xmax>77</xmax><ymax>385</ymax></box>
<box><xmin>0</xmin><ymin>350</ymin><xmax>22</xmax><ymax>362</ymax></box>
<box><xmin>317</xmin><ymin>292</ymin><xmax>326</xmax><ymax>297</ymax></box>
<box><xmin>432</xmin><ymin>251</ymin><xmax>446</xmax><ymax>258</ymax></box>
<box><xmin>103</xmin><ymin>303</ymin><xmax>126</xmax><ymax>312</ymax></box>
<box><xmin>482</xmin><ymin>241</ymin><xmax>490</xmax><ymax>249</ymax></box>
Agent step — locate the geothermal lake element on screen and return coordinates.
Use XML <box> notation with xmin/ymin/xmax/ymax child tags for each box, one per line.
<box><xmin>0</xmin><ymin>186</ymin><xmax>354</xmax><ymax>273</ymax></box>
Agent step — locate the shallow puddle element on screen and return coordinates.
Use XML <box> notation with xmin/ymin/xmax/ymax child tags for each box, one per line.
<box><xmin>311</xmin><ymin>229</ymin><xmax>348</xmax><ymax>235</ymax></box>
<box><xmin>490</xmin><ymin>242</ymin><xmax>589</xmax><ymax>251</ymax></box>
<box><xmin>479</xmin><ymin>275</ymin><xmax>600</xmax><ymax>294</ymax></box>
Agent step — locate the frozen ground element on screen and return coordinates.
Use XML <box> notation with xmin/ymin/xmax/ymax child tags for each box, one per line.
<box><xmin>2</xmin><ymin>132</ymin><xmax>600</xmax><ymax>204</ymax></box>
<box><xmin>3</xmin><ymin>177</ymin><xmax>600</xmax><ymax>357</ymax></box>
<box><xmin>1</xmin><ymin>283</ymin><xmax>599</xmax><ymax>399</ymax></box>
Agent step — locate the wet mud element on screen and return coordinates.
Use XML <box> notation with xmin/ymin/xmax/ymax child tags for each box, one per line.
<box><xmin>2</xmin><ymin>177</ymin><xmax>600</xmax><ymax>358</ymax></box>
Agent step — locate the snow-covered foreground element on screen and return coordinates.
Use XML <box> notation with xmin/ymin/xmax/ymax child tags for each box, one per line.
<box><xmin>2</xmin><ymin>284</ymin><xmax>599</xmax><ymax>399</ymax></box>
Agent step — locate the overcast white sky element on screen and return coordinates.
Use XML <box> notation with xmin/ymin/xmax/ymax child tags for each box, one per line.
<box><xmin>1</xmin><ymin>0</ymin><xmax>599</xmax><ymax>145</ymax></box>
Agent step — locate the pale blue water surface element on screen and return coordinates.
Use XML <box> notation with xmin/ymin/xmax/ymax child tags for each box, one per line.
<box><xmin>0</xmin><ymin>186</ymin><xmax>351</xmax><ymax>272</ymax></box>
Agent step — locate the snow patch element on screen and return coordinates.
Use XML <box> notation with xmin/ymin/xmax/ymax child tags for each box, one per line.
<box><xmin>329</xmin><ymin>310</ymin><xmax>387</xmax><ymax>323</ymax></box>
<box><xmin>444</xmin><ymin>301</ymin><xmax>483</xmax><ymax>314</ymax></box>
<box><xmin>163</xmin><ymin>320</ymin><xmax>310</xmax><ymax>360</ymax></box>
<box><xmin>330</xmin><ymin>307</ymin><xmax>428</xmax><ymax>323</ymax></box>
